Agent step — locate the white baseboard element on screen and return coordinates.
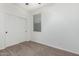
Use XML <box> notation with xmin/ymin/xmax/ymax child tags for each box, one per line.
<box><xmin>0</xmin><ymin>47</ymin><xmax>5</xmax><ymax>50</ymax></box>
<box><xmin>0</xmin><ymin>39</ymin><xmax>79</xmax><ymax>55</ymax></box>
<box><xmin>31</xmin><ymin>40</ymin><xmax>79</xmax><ymax>55</ymax></box>
<box><xmin>0</xmin><ymin>40</ymin><xmax>30</xmax><ymax>50</ymax></box>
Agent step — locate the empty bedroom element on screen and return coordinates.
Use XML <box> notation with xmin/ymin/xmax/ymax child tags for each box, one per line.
<box><xmin>0</xmin><ymin>3</ymin><xmax>79</xmax><ymax>56</ymax></box>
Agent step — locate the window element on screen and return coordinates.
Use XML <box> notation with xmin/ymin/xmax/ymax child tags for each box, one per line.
<box><xmin>33</xmin><ymin>13</ymin><xmax>41</xmax><ymax>32</ymax></box>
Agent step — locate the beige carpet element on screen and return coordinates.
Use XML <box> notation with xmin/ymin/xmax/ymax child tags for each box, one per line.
<box><xmin>0</xmin><ymin>41</ymin><xmax>78</xmax><ymax>56</ymax></box>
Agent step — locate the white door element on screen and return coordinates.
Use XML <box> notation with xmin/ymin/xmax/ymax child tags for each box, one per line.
<box><xmin>5</xmin><ymin>14</ymin><xmax>29</xmax><ymax>47</ymax></box>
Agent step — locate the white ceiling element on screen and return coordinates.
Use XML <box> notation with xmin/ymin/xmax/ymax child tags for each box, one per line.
<box><xmin>17</xmin><ymin>3</ymin><xmax>48</xmax><ymax>11</ymax></box>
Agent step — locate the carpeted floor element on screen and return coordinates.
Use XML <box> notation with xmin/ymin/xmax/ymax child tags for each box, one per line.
<box><xmin>0</xmin><ymin>41</ymin><xmax>78</xmax><ymax>56</ymax></box>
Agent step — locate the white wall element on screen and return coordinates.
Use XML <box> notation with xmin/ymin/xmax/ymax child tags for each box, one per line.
<box><xmin>31</xmin><ymin>3</ymin><xmax>79</xmax><ymax>54</ymax></box>
<box><xmin>0</xmin><ymin>13</ymin><xmax>5</xmax><ymax>49</ymax></box>
<box><xmin>0</xmin><ymin>3</ymin><xmax>31</xmax><ymax>49</ymax></box>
